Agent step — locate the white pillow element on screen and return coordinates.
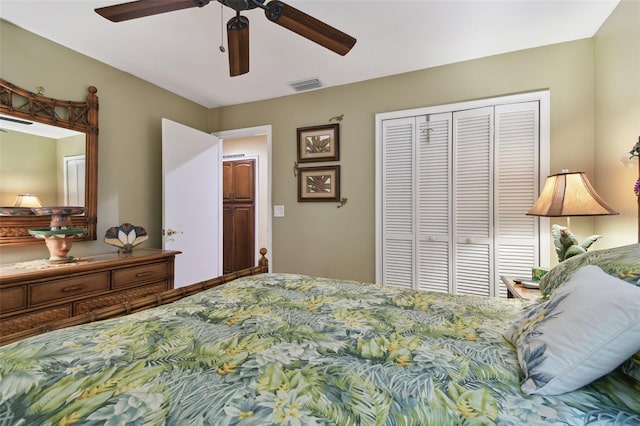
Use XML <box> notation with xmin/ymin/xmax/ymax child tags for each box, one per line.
<box><xmin>504</xmin><ymin>265</ymin><xmax>640</xmax><ymax>395</ymax></box>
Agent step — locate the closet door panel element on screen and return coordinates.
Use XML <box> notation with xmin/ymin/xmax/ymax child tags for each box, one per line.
<box><xmin>384</xmin><ymin>240</ymin><xmax>414</xmax><ymax>288</ymax></box>
<box><xmin>381</xmin><ymin>117</ymin><xmax>415</xmax><ymax>288</ymax></box>
<box><xmin>494</xmin><ymin>101</ymin><xmax>540</xmax><ymax>296</ymax></box>
<box><xmin>454</xmin><ymin>244</ymin><xmax>492</xmax><ymax>296</ymax></box>
<box><xmin>223</xmin><ymin>162</ymin><xmax>233</xmax><ymax>202</ymax></box>
<box><xmin>231</xmin><ymin>205</ymin><xmax>255</xmax><ymax>271</ymax></box>
<box><xmin>232</xmin><ymin>160</ymin><xmax>255</xmax><ymax>203</ymax></box>
<box><xmin>452</xmin><ymin>107</ymin><xmax>493</xmax><ymax>296</ymax></box>
<box><xmin>417</xmin><ymin>241</ymin><xmax>449</xmax><ymax>293</ymax></box>
<box><xmin>416</xmin><ymin>113</ymin><xmax>452</xmax><ymax>293</ymax></box>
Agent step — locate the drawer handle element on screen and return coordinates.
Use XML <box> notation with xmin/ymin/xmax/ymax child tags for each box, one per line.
<box><xmin>136</xmin><ymin>271</ymin><xmax>154</xmax><ymax>278</ymax></box>
<box><xmin>62</xmin><ymin>284</ymin><xmax>85</xmax><ymax>293</ymax></box>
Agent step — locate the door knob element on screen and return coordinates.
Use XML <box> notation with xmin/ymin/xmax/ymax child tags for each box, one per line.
<box><xmin>165</xmin><ymin>229</ymin><xmax>182</xmax><ymax>236</ymax></box>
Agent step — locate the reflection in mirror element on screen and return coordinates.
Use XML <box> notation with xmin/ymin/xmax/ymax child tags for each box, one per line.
<box><xmin>0</xmin><ymin>116</ymin><xmax>86</xmax><ymax>208</ymax></box>
<box><xmin>0</xmin><ymin>78</ymin><xmax>98</xmax><ymax>246</ymax></box>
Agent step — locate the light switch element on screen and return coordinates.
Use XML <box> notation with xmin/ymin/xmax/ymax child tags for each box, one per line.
<box><xmin>274</xmin><ymin>205</ymin><xmax>285</xmax><ymax>217</ymax></box>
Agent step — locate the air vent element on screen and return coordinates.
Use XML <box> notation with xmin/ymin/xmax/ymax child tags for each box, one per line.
<box><xmin>288</xmin><ymin>77</ymin><xmax>322</xmax><ymax>92</ymax></box>
<box><xmin>0</xmin><ymin>116</ymin><xmax>32</xmax><ymax>125</ymax></box>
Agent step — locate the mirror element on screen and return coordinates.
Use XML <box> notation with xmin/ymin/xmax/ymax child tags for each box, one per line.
<box><xmin>0</xmin><ymin>78</ymin><xmax>98</xmax><ymax>246</ymax></box>
<box><xmin>1</xmin><ymin>118</ymin><xmax>86</xmax><ymax>207</ymax></box>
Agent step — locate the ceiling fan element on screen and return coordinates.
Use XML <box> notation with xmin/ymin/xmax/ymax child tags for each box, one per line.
<box><xmin>95</xmin><ymin>0</ymin><xmax>357</xmax><ymax>77</ymax></box>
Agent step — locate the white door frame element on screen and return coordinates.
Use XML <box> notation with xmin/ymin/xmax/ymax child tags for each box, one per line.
<box><xmin>214</xmin><ymin>125</ymin><xmax>273</xmax><ymax>271</ymax></box>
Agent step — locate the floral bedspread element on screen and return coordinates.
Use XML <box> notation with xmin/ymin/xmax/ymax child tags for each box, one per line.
<box><xmin>0</xmin><ymin>273</ymin><xmax>638</xmax><ymax>425</ymax></box>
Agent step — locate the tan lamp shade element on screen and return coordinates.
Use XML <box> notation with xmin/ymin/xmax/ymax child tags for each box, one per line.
<box><xmin>13</xmin><ymin>194</ymin><xmax>42</xmax><ymax>208</ymax></box>
<box><xmin>527</xmin><ymin>171</ymin><xmax>618</xmax><ymax>217</ymax></box>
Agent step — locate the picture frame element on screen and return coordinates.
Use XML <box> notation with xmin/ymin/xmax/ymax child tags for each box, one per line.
<box><xmin>296</xmin><ymin>123</ymin><xmax>339</xmax><ymax>163</ymax></box>
<box><xmin>298</xmin><ymin>165</ymin><xmax>340</xmax><ymax>202</ymax></box>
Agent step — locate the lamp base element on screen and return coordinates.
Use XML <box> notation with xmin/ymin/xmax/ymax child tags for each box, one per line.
<box><xmin>28</xmin><ymin>228</ymin><xmax>88</xmax><ymax>262</ymax></box>
<box><xmin>551</xmin><ymin>224</ymin><xmax>601</xmax><ymax>262</ymax></box>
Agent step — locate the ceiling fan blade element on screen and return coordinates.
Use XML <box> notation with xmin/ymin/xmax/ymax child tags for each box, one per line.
<box><xmin>227</xmin><ymin>15</ymin><xmax>250</xmax><ymax>77</ymax></box>
<box><xmin>264</xmin><ymin>1</ymin><xmax>356</xmax><ymax>56</ymax></box>
<box><xmin>96</xmin><ymin>0</ymin><xmax>209</xmax><ymax>22</ymax></box>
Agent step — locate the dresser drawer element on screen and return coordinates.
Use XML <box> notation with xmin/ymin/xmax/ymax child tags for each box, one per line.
<box><xmin>112</xmin><ymin>261</ymin><xmax>168</xmax><ymax>289</ymax></box>
<box><xmin>0</xmin><ymin>286</ymin><xmax>26</xmax><ymax>314</ymax></box>
<box><xmin>0</xmin><ymin>249</ymin><xmax>178</xmax><ymax>343</ymax></box>
<box><xmin>74</xmin><ymin>281</ymin><xmax>168</xmax><ymax>314</ymax></box>
<box><xmin>0</xmin><ymin>304</ymin><xmax>71</xmax><ymax>335</ymax></box>
<box><xmin>30</xmin><ymin>272</ymin><xmax>110</xmax><ymax>306</ymax></box>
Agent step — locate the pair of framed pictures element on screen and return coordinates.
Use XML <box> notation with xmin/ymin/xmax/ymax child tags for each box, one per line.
<box><xmin>296</xmin><ymin>123</ymin><xmax>340</xmax><ymax>202</ymax></box>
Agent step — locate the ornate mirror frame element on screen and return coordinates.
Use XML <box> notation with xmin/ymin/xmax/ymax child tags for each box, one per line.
<box><xmin>0</xmin><ymin>78</ymin><xmax>98</xmax><ymax>246</ymax></box>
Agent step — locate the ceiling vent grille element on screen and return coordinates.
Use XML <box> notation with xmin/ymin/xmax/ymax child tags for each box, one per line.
<box><xmin>289</xmin><ymin>78</ymin><xmax>322</xmax><ymax>92</ymax></box>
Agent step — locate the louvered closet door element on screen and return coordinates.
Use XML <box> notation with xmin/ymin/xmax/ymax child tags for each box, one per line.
<box><xmin>377</xmin><ymin>93</ymin><xmax>547</xmax><ymax>295</ymax></box>
<box><xmin>494</xmin><ymin>102</ymin><xmax>540</xmax><ymax>296</ymax></box>
<box><xmin>452</xmin><ymin>107</ymin><xmax>494</xmax><ymax>296</ymax></box>
<box><xmin>381</xmin><ymin>117</ymin><xmax>415</xmax><ymax>288</ymax></box>
<box><xmin>416</xmin><ymin>113</ymin><xmax>452</xmax><ymax>293</ymax></box>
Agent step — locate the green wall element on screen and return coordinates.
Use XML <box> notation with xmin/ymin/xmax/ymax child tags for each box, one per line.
<box><xmin>212</xmin><ymin>0</ymin><xmax>638</xmax><ymax>280</ymax></box>
<box><xmin>0</xmin><ymin>132</ymin><xmax>57</xmax><ymax>206</ymax></box>
<box><xmin>0</xmin><ymin>18</ymin><xmax>210</xmax><ymax>263</ymax></box>
<box><xmin>1</xmin><ymin>0</ymin><xmax>638</xmax><ymax>281</ymax></box>
<box><xmin>594</xmin><ymin>0</ymin><xmax>640</xmax><ymax>246</ymax></box>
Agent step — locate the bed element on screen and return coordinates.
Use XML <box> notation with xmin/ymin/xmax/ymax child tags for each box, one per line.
<box><xmin>0</xmin><ymin>245</ymin><xmax>638</xmax><ymax>425</ymax></box>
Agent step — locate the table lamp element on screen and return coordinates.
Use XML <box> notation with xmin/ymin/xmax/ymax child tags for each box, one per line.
<box><xmin>527</xmin><ymin>170</ymin><xmax>618</xmax><ymax>261</ymax></box>
<box><xmin>14</xmin><ymin>194</ymin><xmax>42</xmax><ymax>208</ymax></box>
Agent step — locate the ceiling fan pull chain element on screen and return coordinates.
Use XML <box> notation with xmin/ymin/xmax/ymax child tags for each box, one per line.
<box><xmin>219</xmin><ymin>3</ymin><xmax>226</xmax><ymax>53</ymax></box>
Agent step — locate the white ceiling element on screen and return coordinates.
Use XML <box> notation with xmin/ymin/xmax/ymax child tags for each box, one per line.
<box><xmin>0</xmin><ymin>0</ymin><xmax>620</xmax><ymax>108</ymax></box>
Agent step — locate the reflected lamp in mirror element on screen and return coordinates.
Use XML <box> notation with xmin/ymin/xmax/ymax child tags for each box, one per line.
<box><xmin>527</xmin><ymin>170</ymin><xmax>619</xmax><ymax>261</ymax></box>
<box><xmin>14</xmin><ymin>194</ymin><xmax>42</xmax><ymax>208</ymax></box>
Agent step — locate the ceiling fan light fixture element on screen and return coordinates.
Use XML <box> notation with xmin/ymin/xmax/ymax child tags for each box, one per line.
<box><xmin>227</xmin><ymin>14</ymin><xmax>250</xmax><ymax>76</ymax></box>
<box><xmin>220</xmin><ymin>0</ymin><xmax>259</xmax><ymax>11</ymax></box>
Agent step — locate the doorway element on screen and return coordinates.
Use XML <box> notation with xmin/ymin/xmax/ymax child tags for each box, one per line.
<box><xmin>215</xmin><ymin>125</ymin><xmax>272</xmax><ymax>271</ymax></box>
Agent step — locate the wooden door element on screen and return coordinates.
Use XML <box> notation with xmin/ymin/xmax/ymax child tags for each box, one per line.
<box><xmin>223</xmin><ymin>159</ymin><xmax>255</xmax><ymax>273</ymax></box>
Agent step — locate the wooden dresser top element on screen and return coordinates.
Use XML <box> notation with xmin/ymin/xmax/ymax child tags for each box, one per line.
<box><xmin>0</xmin><ymin>248</ymin><xmax>181</xmax><ymax>284</ymax></box>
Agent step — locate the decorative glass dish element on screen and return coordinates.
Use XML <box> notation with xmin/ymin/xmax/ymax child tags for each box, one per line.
<box><xmin>104</xmin><ymin>223</ymin><xmax>149</xmax><ymax>253</ymax></box>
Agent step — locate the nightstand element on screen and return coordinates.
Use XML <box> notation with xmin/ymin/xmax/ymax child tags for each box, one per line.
<box><xmin>500</xmin><ymin>275</ymin><xmax>541</xmax><ymax>301</ymax></box>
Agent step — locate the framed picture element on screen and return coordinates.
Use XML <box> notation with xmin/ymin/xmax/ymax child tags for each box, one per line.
<box><xmin>298</xmin><ymin>165</ymin><xmax>340</xmax><ymax>202</ymax></box>
<box><xmin>297</xmin><ymin>123</ymin><xmax>339</xmax><ymax>163</ymax></box>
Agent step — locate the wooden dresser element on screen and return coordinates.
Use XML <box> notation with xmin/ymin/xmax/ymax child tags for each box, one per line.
<box><xmin>0</xmin><ymin>248</ymin><xmax>179</xmax><ymax>336</ymax></box>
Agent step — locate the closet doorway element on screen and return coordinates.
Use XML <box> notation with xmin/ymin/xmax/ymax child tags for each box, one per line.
<box><xmin>215</xmin><ymin>125</ymin><xmax>272</xmax><ymax>272</ymax></box>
